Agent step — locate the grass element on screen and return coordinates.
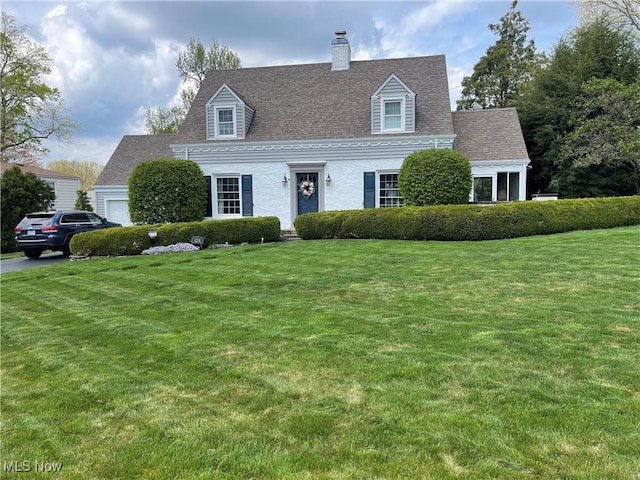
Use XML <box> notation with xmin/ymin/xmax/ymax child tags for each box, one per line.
<box><xmin>0</xmin><ymin>251</ymin><xmax>24</xmax><ymax>260</ymax></box>
<box><xmin>1</xmin><ymin>226</ymin><xmax>639</xmax><ymax>479</ymax></box>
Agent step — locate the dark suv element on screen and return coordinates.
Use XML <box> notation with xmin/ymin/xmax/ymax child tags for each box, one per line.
<box><xmin>14</xmin><ymin>211</ymin><xmax>122</xmax><ymax>259</ymax></box>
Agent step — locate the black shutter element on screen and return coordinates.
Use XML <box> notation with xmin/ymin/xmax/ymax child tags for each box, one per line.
<box><xmin>364</xmin><ymin>171</ymin><xmax>376</xmax><ymax>208</ymax></box>
<box><xmin>205</xmin><ymin>176</ymin><xmax>212</xmax><ymax>217</ymax></box>
<box><xmin>241</xmin><ymin>175</ymin><xmax>253</xmax><ymax>217</ymax></box>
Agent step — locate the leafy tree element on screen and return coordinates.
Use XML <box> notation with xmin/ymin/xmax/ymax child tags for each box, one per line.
<box><xmin>0</xmin><ymin>165</ymin><xmax>55</xmax><ymax>251</ymax></box>
<box><xmin>457</xmin><ymin>0</ymin><xmax>540</xmax><ymax>110</ymax></box>
<box><xmin>398</xmin><ymin>149</ymin><xmax>472</xmax><ymax>206</ymax></box>
<box><xmin>0</xmin><ymin>13</ymin><xmax>77</xmax><ymax>163</ymax></box>
<box><xmin>145</xmin><ymin>89</ymin><xmax>194</xmax><ymax>135</ymax></box>
<box><xmin>552</xmin><ymin>78</ymin><xmax>640</xmax><ymax>197</ymax></box>
<box><xmin>128</xmin><ymin>158</ymin><xmax>206</xmax><ymax>224</ymax></box>
<box><xmin>145</xmin><ymin>38</ymin><xmax>241</xmax><ymax>134</ymax></box>
<box><xmin>176</xmin><ymin>38</ymin><xmax>241</xmax><ymax>86</ymax></box>
<box><xmin>579</xmin><ymin>0</ymin><xmax>640</xmax><ymax>39</ymax></box>
<box><xmin>47</xmin><ymin>159</ymin><xmax>104</xmax><ymax>190</ymax></box>
<box><xmin>74</xmin><ymin>189</ymin><xmax>93</xmax><ymax>211</ymax></box>
<box><xmin>518</xmin><ymin>16</ymin><xmax>640</xmax><ymax>195</ymax></box>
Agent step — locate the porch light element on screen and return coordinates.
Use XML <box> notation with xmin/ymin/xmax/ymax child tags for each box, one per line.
<box><xmin>325</xmin><ymin>174</ymin><xmax>332</xmax><ymax>185</ymax></box>
<box><xmin>282</xmin><ymin>174</ymin><xmax>288</xmax><ymax>185</ymax></box>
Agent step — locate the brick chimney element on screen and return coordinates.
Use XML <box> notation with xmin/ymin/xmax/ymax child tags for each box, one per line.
<box><xmin>331</xmin><ymin>31</ymin><xmax>351</xmax><ymax>71</ymax></box>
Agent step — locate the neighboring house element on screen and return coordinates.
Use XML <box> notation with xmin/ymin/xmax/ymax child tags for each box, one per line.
<box><xmin>95</xmin><ymin>32</ymin><xmax>530</xmax><ymax>228</ymax></box>
<box><xmin>0</xmin><ymin>163</ymin><xmax>81</xmax><ymax>211</ymax></box>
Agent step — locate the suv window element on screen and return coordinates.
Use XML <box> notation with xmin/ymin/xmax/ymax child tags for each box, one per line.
<box><xmin>87</xmin><ymin>213</ymin><xmax>104</xmax><ymax>225</ymax></box>
<box><xmin>60</xmin><ymin>213</ymin><xmax>90</xmax><ymax>224</ymax></box>
<box><xmin>20</xmin><ymin>214</ymin><xmax>54</xmax><ymax>228</ymax></box>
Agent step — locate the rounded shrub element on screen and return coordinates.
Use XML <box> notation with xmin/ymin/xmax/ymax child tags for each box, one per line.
<box><xmin>398</xmin><ymin>149</ymin><xmax>472</xmax><ymax>206</ymax></box>
<box><xmin>128</xmin><ymin>158</ymin><xmax>206</xmax><ymax>224</ymax></box>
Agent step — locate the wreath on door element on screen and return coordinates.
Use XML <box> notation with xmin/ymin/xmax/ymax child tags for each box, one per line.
<box><xmin>299</xmin><ymin>180</ymin><xmax>315</xmax><ymax>198</ymax></box>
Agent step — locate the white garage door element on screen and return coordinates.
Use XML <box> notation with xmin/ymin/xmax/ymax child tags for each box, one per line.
<box><xmin>106</xmin><ymin>200</ymin><xmax>131</xmax><ymax>226</ymax></box>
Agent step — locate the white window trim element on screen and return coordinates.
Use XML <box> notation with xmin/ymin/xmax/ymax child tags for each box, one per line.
<box><xmin>213</xmin><ymin>174</ymin><xmax>242</xmax><ymax>217</ymax></box>
<box><xmin>213</xmin><ymin>104</ymin><xmax>237</xmax><ymax>139</ymax></box>
<box><xmin>377</xmin><ymin>170</ymin><xmax>403</xmax><ymax>208</ymax></box>
<box><xmin>496</xmin><ymin>171</ymin><xmax>522</xmax><ymax>202</ymax></box>
<box><xmin>381</xmin><ymin>97</ymin><xmax>406</xmax><ymax>133</ymax></box>
<box><xmin>471</xmin><ymin>174</ymin><xmax>496</xmax><ymax>203</ymax></box>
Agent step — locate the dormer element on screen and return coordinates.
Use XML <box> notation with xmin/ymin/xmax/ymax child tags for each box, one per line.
<box><xmin>205</xmin><ymin>84</ymin><xmax>254</xmax><ymax>140</ymax></box>
<box><xmin>370</xmin><ymin>74</ymin><xmax>416</xmax><ymax>134</ymax></box>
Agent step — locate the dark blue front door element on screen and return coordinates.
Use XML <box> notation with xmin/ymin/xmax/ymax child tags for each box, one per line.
<box><xmin>297</xmin><ymin>172</ymin><xmax>319</xmax><ymax>215</ymax></box>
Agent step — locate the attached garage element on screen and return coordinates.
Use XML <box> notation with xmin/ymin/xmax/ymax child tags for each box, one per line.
<box><xmin>106</xmin><ymin>199</ymin><xmax>131</xmax><ymax>226</ymax></box>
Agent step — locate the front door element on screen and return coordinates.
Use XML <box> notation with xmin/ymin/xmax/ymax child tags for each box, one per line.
<box><xmin>297</xmin><ymin>172</ymin><xmax>319</xmax><ymax>215</ymax></box>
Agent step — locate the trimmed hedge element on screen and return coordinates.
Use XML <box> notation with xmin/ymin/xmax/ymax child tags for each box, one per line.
<box><xmin>294</xmin><ymin>196</ymin><xmax>640</xmax><ymax>241</ymax></box>
<box><xmin>70</xmin><ymin>216</ymin><xmax>281</xmax><ymax>256</ymax></box>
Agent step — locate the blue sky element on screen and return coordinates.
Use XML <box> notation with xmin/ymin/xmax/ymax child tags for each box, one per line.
<box><xmin>3</xmin><ymin>1</ymin><xmax>579</xmax><ymax>166</ymax></box>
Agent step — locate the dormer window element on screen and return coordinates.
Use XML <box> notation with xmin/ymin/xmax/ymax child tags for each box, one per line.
<box><xmin>206</xmin><ymin>84</ymin><xmax>254</xmax><ymax>140</ymax></box>
<box><xmin>371</xmin><ymin>74</ymin><xmax>415</xmax><ymax>135</ymax></box>
<box><xmin>216</xmin><ymin>106</ymin><xmax>235</xmax><ymax>137</ymax></box>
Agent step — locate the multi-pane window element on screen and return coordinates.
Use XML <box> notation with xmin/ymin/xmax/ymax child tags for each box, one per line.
<box><xmin>383</xmin><ymin>100</ymin><xmax>402</xmax><ymax>130</ymax></box>
<box><xmin>473</xmin><ymin>173</ymin><xmax>521</xmax><ymax>203</ymax></box>
<box><xmin>379</xmin><ymin>173</ymin><xmax>404</xmax><ymax>207</ymax></box>
<box><xmin>216</xmin><ymin>177</ymin><xmax>240</xmax><ymax>214</ymax></box>
<box><xmin>497</xmin><ymin>172</ymin><xmax>520</xmax><ymax>202</ymax></box>
<box><xmin>473</xmin><ymin>177</ymin><xmax>493</xmax><ymax>203</ymax></box>
<box><xmin>217</xmin><ymin>108</ymin><xmax>234</xmax><ymax>136</ymax></box>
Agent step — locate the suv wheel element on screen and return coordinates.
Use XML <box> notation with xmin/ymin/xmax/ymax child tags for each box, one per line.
<box><xmin>24</xmin><ymin>250</ymin><xmax>44</xmax><ymax>259</ymax></box>
<box><xmin>62</xmin><ymin>239</ymin><xmax>72</xmax><ymax>257</ymax></box>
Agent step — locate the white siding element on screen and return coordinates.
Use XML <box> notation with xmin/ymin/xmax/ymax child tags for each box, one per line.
<box><xmin>43</xmin><ymin>176</ymin><xmax>80</xmax><ymax>211</ymax></box>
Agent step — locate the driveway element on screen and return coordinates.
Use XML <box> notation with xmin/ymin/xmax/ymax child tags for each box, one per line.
<box><xmin>0</xmin><ymin>252</ymin><xmax>70</xmax><ymax>274</ymax></box>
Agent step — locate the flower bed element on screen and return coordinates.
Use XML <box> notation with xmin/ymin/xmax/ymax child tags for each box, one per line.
<box><xmin>142</xmin><ymin>243</ymin><xmax>200</xmax><ymax>255</ymax></box>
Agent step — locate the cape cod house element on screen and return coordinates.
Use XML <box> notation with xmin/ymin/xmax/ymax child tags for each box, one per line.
<box><xmin>95</xmin><ymin>32</ymin><xmax>530</xmax><ymax>228</ymax></box>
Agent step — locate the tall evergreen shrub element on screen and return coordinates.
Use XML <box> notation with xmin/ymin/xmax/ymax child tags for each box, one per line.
<box><xmin>0</xmin><ymin>166</ymin><xmax>55</xmax><ymax>252</ymax></box>
<box><xmin>128</xmin><ymin>158</ymin><xmax>206</xmax><ymax>224</ymax></box>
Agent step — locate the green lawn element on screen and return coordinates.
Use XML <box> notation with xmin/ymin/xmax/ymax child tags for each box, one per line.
<box><xmin>1</xmin><ymin>227</ymin><xmax>639</xmax><ymax>479</ymax></box>
<box><xmin>0</xmin><ymin>251</ymin><xmax>24</xmax><ymax>260</ymax></box>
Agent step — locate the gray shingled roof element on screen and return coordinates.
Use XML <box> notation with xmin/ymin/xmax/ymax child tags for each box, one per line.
<box><xmin>175</xmin><ymin>55</ymin><xmax>455</xmax><ymax>144</ymax></box>
<box><xmin>0</xmin><ymin>163</ymin><xmax>80</xmax><ymax>180</ymax></box>
<box><xmin>94</xmin><ymin>134</ymin><xmax>176</xmax><ymax>185</ymax></box>
<box><xmin>97</xmin><ymin>58</ymin><xmax>530</xmax><ymax>186</ymax></box>
<box><xmin>452</xmin><ymin>108</ymin><xmax>529</xmax><ymax>161</ymax></box>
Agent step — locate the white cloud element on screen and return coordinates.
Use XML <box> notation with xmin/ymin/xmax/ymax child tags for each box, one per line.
<box><xmin>39</xmin><ymin>4</ymin><xmax>183</xmax><ymax>125</ymax></box>
<box><xmin>374</xmin><ymin>1</ymin><xmax>472</xmax><ymax>58</ymax></box>
<box><xmin>447</xmin><ymin>66</ymin><xmax>467</xmax><ymax>109</ymax></box>
<box><xmin>42</xmin><ymin>135</ymin><xmax>121</xmax><ymax>167</ymax></box>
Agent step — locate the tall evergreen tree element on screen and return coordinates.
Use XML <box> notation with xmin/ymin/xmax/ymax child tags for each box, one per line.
<box><xmin>0</xmin><ymin>166</ymin><xmax>55</xmax><ymax>251</ymax></box>
<box><xmin>518</xmin><ymin>16</ymin><xmax>640</xmax><ymax>196</ymax></box>
<box><xmin>457</xmin><ymin>0</ymin><xmax>539</xmax><ymax>110</ymax></box>
<box><xmin>74</xmin><ymin>189</ymin><xmax>94</xmax><ymax>211</ymax></box>
<box><xmin>552</xmin><ymin>78</ymin><xmax>640</xmax><ymax>197</ymax></box>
